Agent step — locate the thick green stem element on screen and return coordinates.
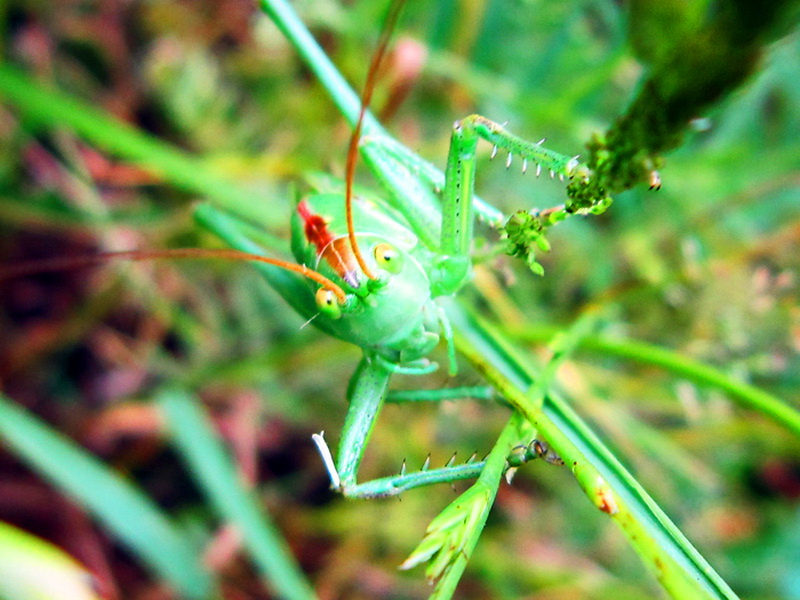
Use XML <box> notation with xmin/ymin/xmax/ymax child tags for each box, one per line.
<box><xmin>510</xmin><ymin>325</ymin><xmax>800</xmax><ymax>437</ymax></box>
<box><xmin>570</xmin><ymin>0</ymin><xmax>800</xmax><ymax>202</ymax></box>
<box><xmin>445</xmin><ymin>301</ymin><xmax>739</xmax><ymax>600</ymax></box>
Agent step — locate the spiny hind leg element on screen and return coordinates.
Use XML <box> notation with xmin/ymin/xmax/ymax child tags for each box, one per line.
<box><xmin>312</xmin><ymin>355</ymin><xmax>480</xmax><ymax>498</ymax></box>
<box><xmin>316</xmin><ymin>436</ymin><xmax>563</xmax><ymax>499</ymax></box>
<box><xmin>312</xmin><ymin>418</ymin><xmax>489</xmax><ymax>498</ymax></box>
<box><xmin>314</xmin><ymin>367</ymin><xmax>560</xmax><ymax>499</ymax></box>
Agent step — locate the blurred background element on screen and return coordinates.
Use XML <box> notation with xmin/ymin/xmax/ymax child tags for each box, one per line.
<box><xmin>0</xmin><ymin>0</ymin><xmax>798</xmax><ymax>598</ymax></box>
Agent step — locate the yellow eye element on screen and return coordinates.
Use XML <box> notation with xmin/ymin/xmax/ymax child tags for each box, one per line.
<box><xmin>315</xmin><ymin>287</ymin><xmax>342</xmax><ymax>319</ymax></box>
<box><xmin>373</xmin><ymin>242</ymin><xmax>403</xmax><ymax>274</ymax></box>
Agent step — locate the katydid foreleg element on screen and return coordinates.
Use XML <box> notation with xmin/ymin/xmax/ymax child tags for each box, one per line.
<box><xmin>311</xmin><ymin>357</ymin><xmax>487</xmax><ymax>499</ymax></box>
<box><xmin>312</xmin><ymin>357</ymin><xmax>479</xmax><ymax>498</ymax></box>
<box><xmin>358</xmin><ymin>115</ymin><xmax>591</xmax><ymax>297</ymax></box>
<box><xmin>312</xmin><ymin>356</ymin><xmax>549</xmax><ymax>499</ymax></box>
<box><xmin>321</xmin><ymin>357</ymin><xmax>391</xmax><ymax>492</ymax></box>
<box><xmin>433</xmin><ymin>115</ymin><xmax>583</xmax><ymax>294</ymax></box>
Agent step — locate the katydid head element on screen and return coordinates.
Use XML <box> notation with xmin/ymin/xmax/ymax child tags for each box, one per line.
<box><xmin>292</xmin><ymin>195</ymin><xmax>437</xmax><ymax>356</ymax></box>
<box><xmin>306</xmin><ymin>233</ymin><xmax>437</xmax><ymax>359</ymax></box>
<box><xmin>287</xmin><ymin>0</ymin><xmax>430</xmax><ymax>358</ymax></box>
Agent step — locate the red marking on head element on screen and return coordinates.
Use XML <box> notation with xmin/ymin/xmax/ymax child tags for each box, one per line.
<box><xmin>297</xmin><ymin>201</ymin><xmax>360</xmax><ymax>287</ymax></box>
<box><xmin>297</xmin><ymin>200</ymin><xmax>334</xmax><ymax>254</ymax></box>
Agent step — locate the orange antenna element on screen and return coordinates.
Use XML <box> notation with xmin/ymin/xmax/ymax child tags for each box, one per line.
<box><xmin>344</xmin><ymin>0</ymin><xmax>407</xmax><ymax>283</ymax></box>
<box><xmin>0</xmin><ymin>248</ymin><xmax>347</xmax><ymax>304</ymax></box>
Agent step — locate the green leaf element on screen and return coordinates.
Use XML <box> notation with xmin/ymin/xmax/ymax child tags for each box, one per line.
<box><xmin>509</xmin><ymin>325</ymin><xmax>800</xmax><ymax>437</ymax></box>
<box><xmin>0</xmin><ymin>521</ymin><xmax>100</xmax><ymax>600</ymax></box>
<box><xmin>158</xmin><ymin>388</ymin><xmax>318</xmax><ymax>600</ymax></box>
<box><xmin>0</xmin><ymin>394</ymin><xmax>213</xmax><ymax>599</ymax></box>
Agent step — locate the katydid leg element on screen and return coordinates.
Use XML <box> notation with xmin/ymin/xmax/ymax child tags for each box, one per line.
<box><xmin>459</xmin><ymin>115</ymin><xmax>581</xmax><ymax>181</ymax></box>
<box><xmin>332</xmin><ymin>357</ymin><xmax>393</xmax><ymax>492</ymax></box>
<box><xmin>320</xmin><ymin>362</ymin><xmax>492</xmax><ymax>497</ymax></box>
<box><xmin>386</xmin><ymin>386</ymin><xmax>498</xmax><ymax>404</ymax></box>
<box><xmin>435</xmin><ymin>115</ymin><xmax>581</xmax><ymax>295</ymax></box>
<box><xmin>316</xmin><ymin>360</ymin><xmax>554</xmax><ymax>497</ymax></box>
<box><xmin>327</xmin><ymin>380</ymin><xmax>558</xmax><ymax>498</ymax></box>
<box><xmin>329</xmin><ymin>426</ymin><xmax>556</xmax><ymax>498</ymax></box>
<box><xmin>344</xmin><ymin>462</ymin><xmax>486</xmax><ymax>498</ymax></box>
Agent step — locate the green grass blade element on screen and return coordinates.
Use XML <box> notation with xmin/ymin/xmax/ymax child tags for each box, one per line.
<box><xmin>0</xmin><ymin>394</ymin><xmax>213</xmax><ymax>599</ymax></box>
<box><xmin>445</xmin><ymin>301</ymin><xmax>740</xmax><ymax>600</ymax></box>
<box><xmin>0</xmin><ymin>64</ymin><xmax>269</xmax><ymax>226</ymax></box>
<box><xmin>258</xmin><ymin>0</ymin><xmax>382</xmax><ymax>134</ymax></box>
<box><xmin>510</xmin><ymin>325</ymin><xmax>800</xmax><ymax>436</ymax></box>
<box><xmin>158</xmin><ymin>388</ymin><xmax>318</xmax><ymax>600</ymax></box>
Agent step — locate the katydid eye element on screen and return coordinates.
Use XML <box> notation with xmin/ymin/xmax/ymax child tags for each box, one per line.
<box><xmin>373</xmin><ymin>243</ymin><xmax>402</xmax><ymax>274</ymax></box>
<box><xmin>315</xmin><ymin>287</ymin><xmax>342</xmax><ymax>319</ymax></box>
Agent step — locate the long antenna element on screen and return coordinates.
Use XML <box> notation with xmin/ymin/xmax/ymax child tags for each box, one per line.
<box><xmin>0</xmin><ymin>248</ymin><xmax>347</xmax><ymax>303</ymax></box>
<box><xmin>344</xmin><ymin>0</ymin><xmax>407</xmax><ymax>283</ymax></box>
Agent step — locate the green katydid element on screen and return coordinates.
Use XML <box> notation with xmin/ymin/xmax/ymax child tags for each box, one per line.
<box><xmin>208</xmin><ymin>0</ymin><xmax>597</xmax><ymax>497</ymax></box>
<box><xmin>0</xmin><ymin>0</ymin><xmax>600</xmax><ymax>500</ymax></box>
<box><xmin>2</xmin><ymin>1</ymin><xmax>791</xmax><ymax>597</ymax></box>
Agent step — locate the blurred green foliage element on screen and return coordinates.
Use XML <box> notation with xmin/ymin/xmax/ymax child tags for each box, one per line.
<box><xmin>0</xmin><ymin>1</ymin><xmax>798</xmax><ymax>599</ymax></box>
